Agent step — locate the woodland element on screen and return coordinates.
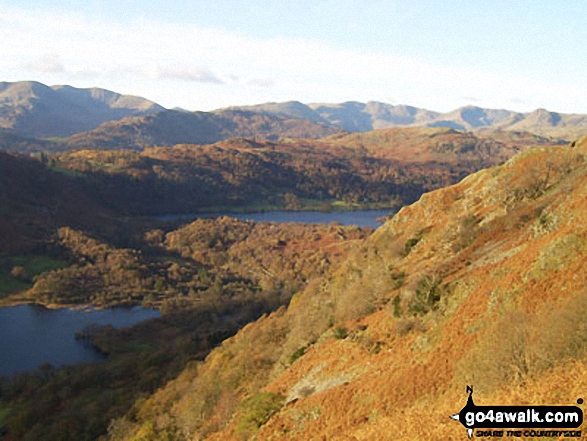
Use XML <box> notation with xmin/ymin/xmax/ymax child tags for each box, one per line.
<box><xmin>0</xmin><ymin>87</ymin><xmax>582</xmax><ymax>440</ymax></box>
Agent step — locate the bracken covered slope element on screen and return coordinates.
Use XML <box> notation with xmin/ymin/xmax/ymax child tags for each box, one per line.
<box><xmin>107</xmin><ymin>136</ymin><xmax>587</xmax><ymax>440</ymax></box>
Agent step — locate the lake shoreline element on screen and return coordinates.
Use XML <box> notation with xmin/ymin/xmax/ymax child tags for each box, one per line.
<box><xmin>0</xmin><ymin>303</ymin><xmax>161</xmax><ymax>378</ymax></box>
<box><xmin>153</xmin><ymin>208</ymin><xmax>396</xmax><ymax>229</ymax></box>
<box><xmin>0</xmin><ymin>295</ymin><xmax>161</xmax><ymax>313</ymax></box>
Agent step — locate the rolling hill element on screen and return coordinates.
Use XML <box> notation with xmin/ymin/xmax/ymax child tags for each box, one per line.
<box><xmin>62</xmin><ymin>108</ymin><xmax>341</xmax><ymax>151</ymax></box>
<box><xmin>50</xmin><ymin>127</ymin><xmax>562</xmax><ymax>215</ymax></box>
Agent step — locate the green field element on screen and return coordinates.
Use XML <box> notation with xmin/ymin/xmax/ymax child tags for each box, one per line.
<box><xmin>0</xmin><ymin>255</ymin><xmax>69</xmax><ymax>297</ymax></box>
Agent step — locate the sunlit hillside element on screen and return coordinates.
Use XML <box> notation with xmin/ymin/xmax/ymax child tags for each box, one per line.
<box><xmin>104</xmin><ymin>136</ymin><xmax>587</xmax><ymax>440</ymax></box>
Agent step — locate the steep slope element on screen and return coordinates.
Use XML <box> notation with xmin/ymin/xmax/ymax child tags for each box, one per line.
<box><xmin>0</xmin><ymin>81</ymin><xmax>164</xmax><ymax>138</ymax></box>
<box><xmin>63</xmin><ymin>109</ymin><xmax>341</xmax><ymax>151</ymax></box>
<box><xmin>105</xmin><ymin>136</ymin><xmax>587</xmax><ymax>440</ymax></box>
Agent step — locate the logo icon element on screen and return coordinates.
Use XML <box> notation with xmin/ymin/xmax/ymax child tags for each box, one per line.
<box><xmin>450</xmin><ymin>386</ymin><xmax>583</xmax><ymax>439</ymax></box>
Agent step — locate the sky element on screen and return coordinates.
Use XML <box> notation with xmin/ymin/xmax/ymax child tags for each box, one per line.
<box><xmin>0</xmin><ymin>0</ymin><xmax>586</xmax><ymax>113</ymax></box>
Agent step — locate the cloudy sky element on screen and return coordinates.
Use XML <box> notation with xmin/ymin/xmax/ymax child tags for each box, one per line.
<box><xmin>1</xmin><ymin>0</ymin><xmax>586</xmax><ymax>113</ymax></box>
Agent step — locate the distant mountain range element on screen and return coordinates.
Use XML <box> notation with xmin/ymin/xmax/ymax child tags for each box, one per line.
<box><xmin>226</xmin><ymin>101</ymin><xmax>587</xmax><ymax>139</ymax></box>
<box><xmin>0</xmin><ymin>81</ymin><xmax>586</xmax><ymax>149</ymax></box>
<box><xmin>0</xmin><ymin>81</ymin><xmax>163</xmax><ymax>138</ymax></box>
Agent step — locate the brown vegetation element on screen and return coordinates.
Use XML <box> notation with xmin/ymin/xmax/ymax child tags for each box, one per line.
<box><xmin>97</xmin><ymin>136</ymin><xmax>587</xmax><ymax>440</ymax></box>
<box><xmin>49</xmin><ymin>128</ymin><xmax>560</xmax><ymax>216</ymax></box>
<box><xmin>0</xmin><ymin>216</ymin><xmax>369</xmax><ymax>440</ymax></box>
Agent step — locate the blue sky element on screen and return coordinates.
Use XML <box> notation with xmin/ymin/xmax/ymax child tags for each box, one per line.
<box><xmin>1</xmin><ymin>1</ymin><xmax>586</xmax><ymax>113</ymax></box>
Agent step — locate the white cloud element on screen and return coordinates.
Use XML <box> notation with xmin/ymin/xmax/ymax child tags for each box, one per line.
<box><xmin>248</xmin><ymin>78</ymin><xmax>275</xmax><ymax>88</ymax></box>
<box><xmin>25</xmin><ymin>54</ymin><xmax>65</xmax><ymax>73</ymax></box>
<box><xmin>145</xmin><ymin>66</ymin><xmax>223</xmax><ymax>84</ymax></box>
<box><xmin>0</xmin><ymin>5</ymin><xmax>586</xmax><ymax>113</ymax></box>
<box><xmin>462</xmin><ymin>96</ymin><xmax>480</xmax><ymax>104</ymax></box>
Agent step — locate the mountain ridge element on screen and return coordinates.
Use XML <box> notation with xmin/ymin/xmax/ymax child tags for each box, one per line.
<box><xmin>223</xmin><ymin>101</ymin><xmax>587</xmax><ymax>139</ymax></box>
<box><xmin>0</xmin><ymin>80</ymin><xmax>164</xmax><ymax>138</ymax></box>
<box><xmin>1</xmin><ymin>81</ymin><xmax>586</xmax><ymax>145</ymax></box>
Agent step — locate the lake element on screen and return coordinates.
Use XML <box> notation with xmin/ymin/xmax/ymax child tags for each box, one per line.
<box><xmin>156</xmin><ymin>209</ymin><xmax>395</xmax><ymax>229</ymax></box>
<box><xmin>0</xmin><ymin>304</ymin><xmax>161</xmax><ymax>378</ymax></box>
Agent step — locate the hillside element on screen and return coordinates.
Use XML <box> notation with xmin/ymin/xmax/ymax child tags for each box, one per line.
<box><xmin>0</xmin><ymin>150</ymin><xmax>118</xmax><ymax>254</ymax></box>
<box><xmin>62</xmin><ymin>109</ymin><xmax>341</xmax><ymax>151</ymax></box>
<box><xmin>0</xmin><ymin>130</ymin><xmax>58</xmax><ymax>153</ymax></box>
<box><xmin>0</xmin><ymin>217</ymin><xmax>370</xmax><ymax>440</ymax></box>
<box><xmin>50</xmin><ymin>128</ymin><xmax>561</xmax><ymax>215</ymax></box>
<box><xmin>0</xmin><ymin>81</ymin><xmax>164</xmax><ymax>138</ymax></box>
<box><xmin>0</xmin><ymin>127</ymin><xmax>556</xmax><ymax>254</ymax></box>
<box><xmin>100</xmin><ymin>135</ymin><xmax>587</xmax><ymax>440</ymax></box>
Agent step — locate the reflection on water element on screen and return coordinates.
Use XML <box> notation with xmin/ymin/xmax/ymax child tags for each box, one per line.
<box><xmin>0</xmin><ymin>304</ymin><xmax>160</xmax><ymax>378</ymax></box>
<box><xmin>156</xmin><ymin>209</ymin><xmax>395</xmax><ymax>229</ymax></box>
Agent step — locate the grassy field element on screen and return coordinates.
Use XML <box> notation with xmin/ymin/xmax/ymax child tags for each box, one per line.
<box><xmin>0</xmin><ymin>255</ymin><xmax>68</xmax><ymax>298</ymax></box>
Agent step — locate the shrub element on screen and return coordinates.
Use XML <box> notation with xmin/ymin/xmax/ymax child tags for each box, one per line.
<box><xmin>235</xmin><ymin>392</ymin><xmax>284</xmax><ymax>437</ymax></box>
<box><xmin>10</xmin><ymin>266</ymin><xmax>28</xmax><ymax>281</ymax></box>
<box><xmin>390</xmin><ymin>271</ymin><xmax>406</xmax><ymax>290</ymax></box>
<box><xmin>392</xmin><ymin>294</ymin><xmax>402</xmax><ymax>318</ymax></box>
<box><xmin>394</xmin><ymin>317</ymin><xmax>424</xmax><ymax>336</ymax></box>
<box><xmin>333</xmin><ymin>326</ymin><xmax>349</xmax><ymax>339</ymax></box>
<box><xmin>290</xmin><ymin>346</ymin><xmax>307</xmax><ymax>364</ymax></box>
<box><xmin>408</xmin><ymin>275</ymin><xmax>442</xmax><ymax>316</ymax></box>
<box><xmin>402</xmin><ymin>237</ymin><xmax>421</xmax><ymax>257</ymax></box>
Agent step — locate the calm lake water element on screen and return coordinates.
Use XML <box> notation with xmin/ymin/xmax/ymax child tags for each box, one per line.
<box><xmin>0</xmin><ymin>304</ymin><xmax>161</xmax><ymax>378</ymax></box>
<box><xmin>156</xmin><ymin>209</ymin><xmax>395</xmax><ymax>229</ymax></box>
<box><xmin>0</xmin><ymin>210</ymin><xmax>394</xmax><ymax>378</ymax></box>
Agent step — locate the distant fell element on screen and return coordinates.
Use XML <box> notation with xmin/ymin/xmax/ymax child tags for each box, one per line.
<box><xmin>64</xmin><ymin>108</ymin><xmax>341</xmax><ymax>151</ymax></box>
<box><xmin>426</xmin><ymin>105</ymin><xmax>524</xmax><ymax>130</ymax></box>
<box><xmin>228</xmin><ymin>100</ymin><xmax>440</xmax><ymax>132</ymax></box>
<box><xmin>222</xmin><ymin>101</ymin><xmax>332</xmax><ymax>126</ymax></box>
<box><xmin>224</xmin><ymin>101</ymin><xmax>587</xmax><ymax>139</ymax></box>
<box><xmin>1</xmin><ymin>80</ymin><xmax>585</xmax><ymax>147</ymax></box>
<box><xmin>0</xmin><ymin>81</ymin><xmax>164</xmax><ymax>138</ymax></box>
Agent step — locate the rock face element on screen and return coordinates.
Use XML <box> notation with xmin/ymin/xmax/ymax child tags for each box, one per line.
<box><xmin>104</xmin><ymin>135</ymin><xmax>587</xmax><ymax>440</ymax></box>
